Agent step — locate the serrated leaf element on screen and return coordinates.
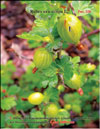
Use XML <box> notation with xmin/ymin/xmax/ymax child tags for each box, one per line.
<box><xmin>5</xmin><ymin>113</ymin><xmax>24</xmax><ymax>128</ymax></box>
<box><xmin>1</xmin><ymin>61</ymin><xmax>16</xmax><ymax>85</ymax></box>
<box><xmin>51</xmin><ymin>23</ymin><xmax>59</xmax><ymax>38</ymax></box>
<box><xmin>8</xmin><ymin>85</ymin><xmax>20</xmax><ymax>95</ymax></box>
<box><xmin>89</xmin><ymin>47</ymin><xmax>99</xmax><ymax>60</ymax></box>
<box><xmin>47</xmin><ymin>13</ymin><xmax>58</xmax><ymax>29</ymax></box>
<box><xmin>28</xmin><ymin>40</ymin><xmax>42</xmax><ymax>48</ymax></box>
<box><xmin>25</xmin><ymin>1</ymin><xmax>61</xmax><ymax>21</ymax></box>
<box><xmin>19</xmin><ymin>63</ymin><xmax>43</xmax><ymax>89</ymax></box>
<box><xmin>17</xmin><ymin>32</ymin><xmax>43</xmax><ymax>41</ymax></box>
<box><xmin>43</xmin><ymin>66</ymin><xmax>57</xmax><ymax>77</ymax></box>
<box><xmin>30</xmin><ymin>109</ymin><xmax>46</xmax><ymax>127</ymax></box>
<box><xmin>57</xmin><ymin>110</ymin><xmax>71</xmax><ymax>126</ymax></box>
<box><xmin>70</xmin><ymin>56</ymin><xmax>80</xmax><ymax>64</ymax></box>
<box><xmin>26</xmin><ymin>1</ymin><xmax>50</xmax><ymax>12</ymax></box>
<box><xmin>32</xmin><ymin>21</ymin><xmax>49</xmax><ymax>36</ymax></box>
<box><xmin>88</xmin><ymin>34</ymin><xmax>99</xmax><ymax>47</ymax></box>
<box><xmin>44</xmin><ymin>87</ymin><xmax>59</xmax><ymax>102</ymax></box>
<box><xmin>64</xmin><ymin>93</ymin><xmax>81</xmax><ymax>105</ymax></box>
<box><xmin>5</xmin><ymin>112</ymin><xmax>14</xmax><ymax>123</ymax></box>
<box><xmin>48</xmin><ymin>75</ymin><xmax>58</xmax><ymax>87</ymax></box>
<box><xmin>34</xmin><ymin>19</ymin><xmax>47</xmax><ymax>27</ymax></box>
<box><xmin>63</xmin><ymin>64</ymin><xmax>73</xmax><ymax>81</ymax></box>
<box><xmin>1</xmin><ymin>97</ymin><xmax>16</xmax><ymax>110</ymax></box>
<box><xmin>41</xmin><ymin>80</ymin><xmax>49</xmax><ymax>88</ymax></box>
<box><xmin>46</xmin><ymin>38</ymin><xmax>62</xmax><ymax>52</ymax></box>
<box><xmin>60</xmin><ymin>56</ymin><xmax>73</xmax><ymax>80</ymax></box>
<box><xmin>16</xmin><ymin>99</ymin><xmax>34</xmax><ymax>112</ymax></box>
<box><xmin>16</xmin><ymin>91</ymin><xmax>34</xmax><ymax>111</ymax></box>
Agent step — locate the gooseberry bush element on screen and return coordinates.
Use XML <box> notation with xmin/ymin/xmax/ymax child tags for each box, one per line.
<box><xmin>1</xmin><ymin>1</ymin><xmax>99</xmax><ymax>128</ymax></box>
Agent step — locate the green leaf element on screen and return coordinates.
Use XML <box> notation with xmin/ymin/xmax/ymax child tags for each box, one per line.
<box><xmin>16</xmin><ymin>99</ymin><xmax>34</xmax><ymax>112</ymax></box>
<box><xmin>92</xmin><ymin>111</ymin><xmax>99</xmax><ymax>121</ymax></box>
<box><xmin>79</xmin><ymin>64</ymin><xmax>91</xmax><ymax>74</ymax></box>
<box><xmin>47</xmin><ymin>13</ymin><xmax>58</xmax><ymax>29</ymax></box>
<box><xmin>92</xmin><ymin>2</ymin><xmax>99</xmax><ymax>18</ymax></box>
<box><xmin>5</xmin><ymin>112</ymin><xmax>14</xmax><ymax>124</ymax></box>
<box><xmin>72</xmin><ymin>104</ymin><xmax>81</xmax><ymax>113</ymax></box>
<box><xmin>44</xmin><ymin>87</ymin><xmax>59</xmax><ymax>103</ymax></box>
<box><xmin>48</xmin><ymin>75</ymin><xmax>58</xmax><ymax>87</ymax></box>
<box><xmin>70</xmin><ymin>56</ymin><xmax>80</xmax><ymax>72</ymax></box>
<box><xmin>43</xmin><ymin>66</ymin><xmax>57</xmax><ymax>77</ymax></box>
<box><xmin>29</xmin><ymin>109</ymin><xmax>46</xmax><ymax>128</ymax></box>
<box><xmin>39</xmin><ymin>73</ymin><xmax>58</xmax><ymax>88</ymax></box>
<box><xmin>1</xmin><ymin>86</ymin><xmax>8</xmax><ymax>98</ymax></box>
<box><xmin>88</xmin><ymin>34</ymin><xmax>99</xmax><ymax>47</ymax></box>
<box><xmin>33</xmin><ymin>27</ymin><xmax>48</xmax><ymax>37</ymax></box>
<box><xmin>64</xmin><ymin>93</ymin><xmax>81</xmax><ymax>105</ymax></box>
<box><xmin>60</xmin><ymin>56</ymin><xmax>73</xmax><ymax>80</ymax></box>
<box><xmin>33</xmin><ymin>20</ymin><xmax>49</xmax><ymax>36</ymax></box>
<box><xmin>17</xmin><ymin>32</ymin><xmax>43</xmax><ymax>41</ymax></box>
<box><xmin>8</xmin><ymin>85</ymin><xmax>20</xmax><ymax>95</ymax></box>
<box><xmin>5</xmin><ymin>113</ymin><xmax>24</xmax><ymax>128</ymax></box>
<box><xmin>89</xmin><ymin>47</ymin><xmax>99</xmax><ymax>60</ymax></box>
<box><xmin>52</xmin><ymin>23</ymin><xmax>59</xmax><ymax>38</ymax></box>
<box><xmin>25</xmin><ymin>1</ymin><xmax>62</xmax><ymax>20</ymax></box>
<box><xmin>77</xmin><ymin>120</ymin><xmax>84</xmax><ymax>127</ymax></box>
<box><xmin>46</xmin><ymin>38</ymin><xmax>62</xmax><ymax>52</ymax></box>
<box><xmin>62</xmin><ymin>41</ymin><xmax>69</xmax><ymax>49</ymax></box>
<box><xmin>1</xmin><ymin>97</ymin><xmax>16</xmax><ymax>110</ymax></box>
<box><xmin>28</xmin><ymin>40</ymin><xmax>42</xmax><ymax>48</ymax></box>
<box><xmin>19</xmin><ymin>63</ymin><xmax>42</xmax><ymax>89</ymax></box>
<box><xmin>1</xmin><ymin>61</ymin><xmax>16</xmax><ymax>85</ymax></box>
<box><xmin>83</xmin><ymin>104</ymin><xmax>91</xmax><ymax>112</ymax></box>
<box><xmin>70</xmin><ymin>56</ymin><xmax>80</xmax><ymax>64</ymax></box>
<box><xmin>26</xmin><ymin>1</ymin><xmax>50</xmax><ymax>13</ymax></box>
<box><xmin>41</xmin><ymin>80</ymin><xmax>49</xmax><ymax>88</ymax></box>
<box><xmin>16</xmin><ymin>91</ymin><xmax>34</xmax><ymax>111</ymax></box>
<box><xmin>72</xmin><ymin>1</ymin><xmax>94</xmax><ymax>16</ymax></box>
<box><xmin>21</xmin><ymin>63</ymin><xmax>58</xmax><ymax>89</ymax></box>
<box><xmin>57</xmin><ymin>110</ymin><xmax>71</xmax><ymax>126</ymax></box>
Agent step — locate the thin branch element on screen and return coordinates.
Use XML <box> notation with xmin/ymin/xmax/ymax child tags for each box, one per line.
<box><xmin>69</xmin><ymin>3</ymin><xmax>76</xmax><ymax>16</ymax></box>
<box><xmin>80</xmin><ymin>29</ymin><xmax>100</xmax><ymax>40</ymax></box>
<box><xmin>60</xmin><ymin>74</ymin><xmax>69</xmax><ymax>89</ymax></box>
<box><xmin>19</xmin><ymin>55</ymin><xmax>33</xmax><ymax>61</ymax></box>
<box><xmin>57</xmin><ymin>47</ymin><xmax>62</xmax><ymax>59</ymax></box>
<box><xmin>20</xmin><ymin>110</ymin><xmax>29</xmax><ymax>128</ymax></box>
<box><xmin>20</xmin><ymin>110</ymin><xmax>26</xmax><ymax>118</ymax></box>
<box><xmin>59</xmin><ymin>98</ymin><xmax>65</xmax><ymax>107</ymax></box>
<box><xmin>7</xmin><ymin>48</ymin><xmax>33</xmax><ymax>61</ymax></box>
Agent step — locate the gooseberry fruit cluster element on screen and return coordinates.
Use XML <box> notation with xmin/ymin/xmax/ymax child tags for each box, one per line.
<box><xmin>23</xmin><ymin>11</ymin><xmax>96</xmax><ymax>122</ymax></box>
